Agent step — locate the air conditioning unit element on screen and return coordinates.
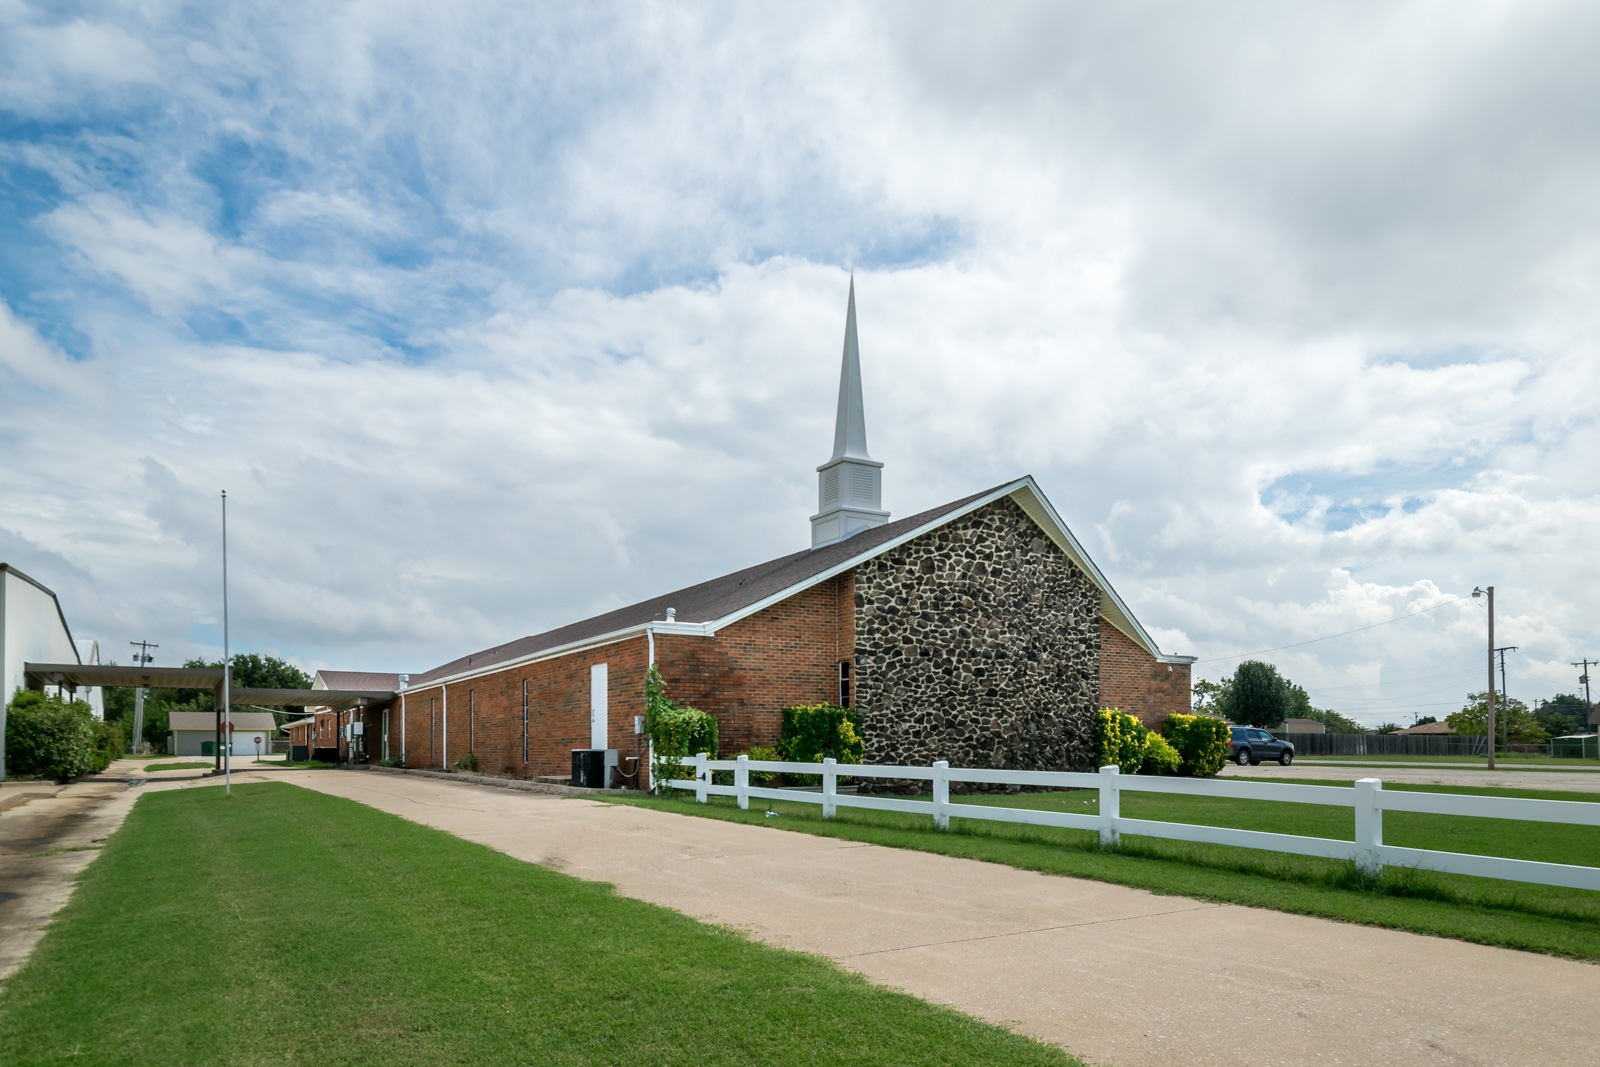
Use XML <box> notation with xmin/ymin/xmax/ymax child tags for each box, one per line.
<box><xmin>571</xmin><ymin>748</ymin><xmax>619</xmax><ymax>789</ymax></box>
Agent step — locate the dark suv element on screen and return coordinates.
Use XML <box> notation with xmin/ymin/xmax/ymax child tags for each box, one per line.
<box><xmin>1228</xmin><ymin>726</ymin><xmax>1294</xmax><ymax>766</ymax></box>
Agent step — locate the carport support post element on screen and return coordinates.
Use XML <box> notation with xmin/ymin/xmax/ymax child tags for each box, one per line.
<box><xmin>1098</xmin><ymin>765</ymin><xmax>1120</xmax><ymax>847</ymax></box>
<box><xmin>822</xmin><ymin>758</ymin><xmax>837</xmax><ymax>819</ymax></box>
<box><xmin>932</xmin><ymin>760</ymin><xmax>950</xmax><ymax>830</ymax></box>
<box><xmin>694</xmin><ymin>752</ymin><xmax>708</xmax><ymax>803</ymax></box>
<box><xmin>735</xmin><ymin>754</ymin><xmax>749</xmax><ymax>811</ymax></box>
<box><xmin>1354</xmin><ymin>777</ymin><xmax>1383</xmax><ymax>877</ymax></box>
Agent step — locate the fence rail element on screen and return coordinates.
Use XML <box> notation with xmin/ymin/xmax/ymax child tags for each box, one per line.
<box><xmin>668</xmin><ymin>755</ymin><xmax>1600</xmax><ymax>893</ymax></box>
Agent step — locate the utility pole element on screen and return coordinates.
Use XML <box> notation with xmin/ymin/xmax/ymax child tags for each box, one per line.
<box><xmin>1494</xmin><ymin>646</ymin><xmax>1518</xmax><ymax>751</ymax></box>
<box><xmin>1575</xmin><ymin>658</ymin><xmax>1597</xmax><ymax>759</ymax></box>
<box><xmin>1474</xmin><ymin>587</ymin><xmax>1495</xmax><ymax>768</ymax></box>
<box><xmin>129</xmin><ymin>640</ymin><xmax>158</xmax><ymax>754</ymax></box>
<box><xmin>221</xmin><ymin>489</ymin><xmax>232</xmax><ymax>797</ymax></box>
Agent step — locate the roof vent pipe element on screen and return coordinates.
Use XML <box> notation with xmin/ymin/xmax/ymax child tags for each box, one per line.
<box><xmin>398</xmin><ymin>674</ymin><xmax>409</xmax><ymax>691</ymax></box>
<box><xmin>665</xmin><ymin>607</ymin><xmax>677</xmax><ymax>622</ymax></box>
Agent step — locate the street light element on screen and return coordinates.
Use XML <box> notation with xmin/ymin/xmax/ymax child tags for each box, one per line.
<box><xmin>1472</xmin><ymin>586</ymin><xmax>1496</xmax><ymax>770</ymax></box>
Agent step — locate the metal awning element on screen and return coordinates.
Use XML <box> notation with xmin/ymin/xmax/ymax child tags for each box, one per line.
<box><xmin>24</xmin><ymin>664</ymin><xmax>393</xmax><ymax>711</ymax></box>
<box><xmin>232</xmin><ymin>688</ymin><xmax>395</xmax><ymax>711</ymax></box>
<box><xmin>26</xmin><ymin>662</ymin><xmax>226</xmax><ymax>692</ymax></box>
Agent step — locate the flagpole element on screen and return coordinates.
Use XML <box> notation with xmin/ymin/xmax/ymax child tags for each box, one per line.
<box><xmin>222</xmin><ymin>489</ymin><xmax>231</xmax><ymax>797</ymax></box>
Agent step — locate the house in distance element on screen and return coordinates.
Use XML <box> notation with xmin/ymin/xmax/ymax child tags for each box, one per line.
<box><xmin>330</xmin><ymin>282</ymin><xmax>1195</xmax><ymax>785</ymax></box>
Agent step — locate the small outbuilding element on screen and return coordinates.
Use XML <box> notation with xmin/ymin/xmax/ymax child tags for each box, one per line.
<box><xmin>1397</xmin><ymin>720</ymin><xmax>1455</xmax><ymax>735</ymax></box>
<box><xmin>168</xmin><ymin>711</ymin><xmax>279</xmax><ymax>757</ymax></box>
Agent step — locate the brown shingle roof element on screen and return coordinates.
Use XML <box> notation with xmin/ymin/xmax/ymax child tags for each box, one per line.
<box><xmin>407</xmin><ymin>487</ymin><xmax>993</xmax><ymax>687</ymax></box>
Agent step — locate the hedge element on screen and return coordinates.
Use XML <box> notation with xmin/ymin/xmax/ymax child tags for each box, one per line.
<box><xmin>1162</xmin><ymin>712</ymin><xmax>1230</xmax><ymax>777</ymax></box>
<box><xmin>1094</xmin><ymin>707</ymin><xmax>1148</xmax><ymax>774</ymax></box>
<box><xmin>5</xmin><ymin>689</ymin><xmax>98</xmax><ymax>781</ymax></box>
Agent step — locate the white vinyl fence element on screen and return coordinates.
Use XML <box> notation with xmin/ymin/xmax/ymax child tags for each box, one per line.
<box><xmin>668</xmin><ymin>755</ymin><xmax>1600</xmax><ymax>892</ymax></box>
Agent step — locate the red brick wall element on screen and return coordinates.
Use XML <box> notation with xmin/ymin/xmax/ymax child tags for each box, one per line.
<box><xmin>656</xmin><ymin>573</ymin><xmax>854</xmax><ymax>756</ymax></box>
<box><xmin>1097</xmin><ymin>622</ymin><xmax>1190</xmax><ymax>728</ymax></box>
<box><xmin>384</xmin><ymin>574</ymin><xmax>855</xmax><ymax>787</ymax></box>
<box><xmin>396</xmin><ymin>638</ymin><xmax>651</xmax><ymax>780</ymax></box>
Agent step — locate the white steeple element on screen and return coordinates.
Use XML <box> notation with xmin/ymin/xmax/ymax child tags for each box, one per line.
<box><xmin>811</xmin><ymin>278</ymin><xmax>888</xmax><ymax>548</ymax></box>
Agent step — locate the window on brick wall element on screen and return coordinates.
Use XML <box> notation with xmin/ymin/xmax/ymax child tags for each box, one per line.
<box><xmin>839</xmin><ymin>661</ymin><xmax>852</xmax><ymax>707</ymax></box>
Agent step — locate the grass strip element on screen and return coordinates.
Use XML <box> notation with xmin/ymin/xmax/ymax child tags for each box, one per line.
<box><xmin>142</xmin><ymin>761</ymin><xmax>212</xmax><ymax>772</ymax></box>
<box><xmin>599</xmin><ymin>781</ymin><xmax>1600</xmax><ymax>962</ymax></box>
<box><xmin>0</xmin><ymin>782</ymin><xmax>1077</xmax><ymax>1067</ymax></box>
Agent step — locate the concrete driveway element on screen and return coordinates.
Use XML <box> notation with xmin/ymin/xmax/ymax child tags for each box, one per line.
<box><xmin>289</xmin><ymin>769</ymin><xmax>1600</xmax><ymax>1067</ymax></box>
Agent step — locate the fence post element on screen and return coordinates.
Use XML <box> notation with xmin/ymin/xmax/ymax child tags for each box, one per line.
<box><xmin>1354</xmin><ymin>777</ymin><xmax>1383</xmax><ymax>876</ymax></box>
<box><xmin>735</xmin><ymin>754</ymin><xmax>750</xmax><ymax>811</ymax></box>
<box><xmin>1099</xmin><ymin>765</ymin><xmax>1120</xmax><ymax>847</ymax></box>
<box><xmin>932</xmin><ymin>760</ymin><xmax>950</xmax><ymax>830</ymax></box>
<box><xmin>694</xmin><ymin>751</ymin><xmax>708</xmax><ymax>804</ymax></box>
<box><xmin>822</xmin><ymin>757</ymin><xmax>837</xmax><ymax>819</ymax></box>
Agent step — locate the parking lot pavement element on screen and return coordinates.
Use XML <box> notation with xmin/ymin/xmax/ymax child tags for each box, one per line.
<box><xmin>1220</xmin><ymin>761</ymin><xmax>1600</xmax><ymax>792</ymax></box>
<box><xmin>289</xmin><ymin>769</ymin><xmax>1600</xmax><ymax>1067</ymax></box>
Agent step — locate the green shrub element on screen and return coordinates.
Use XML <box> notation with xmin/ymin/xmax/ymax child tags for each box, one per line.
<box><xmin>777</xmin><ymin>703</ymin><xmax>863</xmax><ymax>765</ymax></box>
<box><xmin>645</xmin><ymin>665</ymin><xmax>719</xmax><ymax>790</ymax></box>
<box><xmin>1163</xmin><ymin>713</ymin><xmax>1230</xmax><ymax>777</ymax></box>
<box><xmin>5</xmin><ymin>689</ymin><xmax>97</xmax><ymax>781</ymax></box>
<box><xmin>776</xmin><ymin>703</ymin><xmax>863</xmax><ymax>785</ymax></box>
<box><xmin>1094</xmin><ymin>707</ymin><xmax>1147</xmax><ymax>774</ymax></box>
<box><xmin>91</xmin><ymin>718</ymin><xmax>128</xmax><ymax>773</ymax></box>
<box><xmin>451</xmin><ymin>753</ymin><xmax>479</xmax><ymax>773</ymax></box>
<box><xmin>1139</xmin><ymin>732</ymin><xmax>1181</xmax><ymax>775</ymax></box>
<box><xmin>743</xmin><ymin>744</ymin><xmax>782</xmax><ymax>784</ymax></box>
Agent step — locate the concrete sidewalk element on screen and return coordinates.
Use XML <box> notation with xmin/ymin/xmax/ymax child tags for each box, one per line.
<box><xmin>289</xmin><ymin>770</ymin><xmax>1600</xmax><ymax>1067</ymax></box>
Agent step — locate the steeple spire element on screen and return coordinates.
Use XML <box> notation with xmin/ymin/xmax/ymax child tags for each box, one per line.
<box><xmin>829</xmin><ymin>277</ymin><xmax>872</xmax><ymax>463</ymax></box>
<box><xmin>811</xmin><ymin>277</ymin><xmax>888</xmax><ymax>548</ymax></box>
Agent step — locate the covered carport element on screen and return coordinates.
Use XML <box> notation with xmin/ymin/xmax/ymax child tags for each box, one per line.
<box><xmin>23</xmin><ymin>663</ymin><xmax>394</xmax><ymax>768</ymax></box>
<box><xmin>228</xmin><ymin>688</ymin><xmax>395</xmax><ymax>764</ymax></box>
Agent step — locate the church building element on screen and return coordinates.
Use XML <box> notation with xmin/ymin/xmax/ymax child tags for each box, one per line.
<box><xmin>349</xmin><ymin>282</ymin><xmax>1193</xmax><ymax>784</ymax></box>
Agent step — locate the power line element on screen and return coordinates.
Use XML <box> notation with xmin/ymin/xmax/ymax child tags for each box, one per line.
<box><xmin>1193</xmin><ymin>596</ymin><xmax>1471</xmax><ymax>665</ymax></box>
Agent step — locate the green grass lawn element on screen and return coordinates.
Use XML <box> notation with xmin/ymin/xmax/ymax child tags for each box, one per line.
<box><xmin>0</xmin><ymin>783</ymin><xmax>1076</xmax><ymax>1067</ymax></box>
<box><xmin>600</xmin><ymin>780</ymin><xmax>1600</xmax><ymax>962</ymax></box>
<box><xmin>141</xmin><ymin>761</ymin><xmax>213</xmax><ymax>772</ymax></box>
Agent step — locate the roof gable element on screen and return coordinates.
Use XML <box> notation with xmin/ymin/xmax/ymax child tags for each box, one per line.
<box><xmin>409</xmin><ymin>477</ymin><xmax>1185</xmax><ymax>688</ymax></box>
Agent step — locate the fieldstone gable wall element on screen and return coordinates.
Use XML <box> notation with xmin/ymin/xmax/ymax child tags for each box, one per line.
<box><xmin>852</xmin><ymin>497</ymin><xmax>1100</xmax><ymax>775</ymax></box>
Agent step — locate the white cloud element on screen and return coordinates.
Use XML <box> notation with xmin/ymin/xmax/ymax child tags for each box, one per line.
<box><xmin>0</xmin><ymin>1</ymin><xmax>1597</xmax><ymax>720</ymax></box>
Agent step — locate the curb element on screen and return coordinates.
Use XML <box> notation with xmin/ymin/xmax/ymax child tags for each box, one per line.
<box><xmin>361</xmin><ymin>764</ymin><xmax>617</xmax><ymax>798</ymax></box>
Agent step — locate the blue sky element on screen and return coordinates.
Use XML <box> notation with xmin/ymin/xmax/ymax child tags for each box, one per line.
<box><xmin>3</xmin><ymin>2</ymin><xmax>1598</xmax><ymax>724</ymax></box>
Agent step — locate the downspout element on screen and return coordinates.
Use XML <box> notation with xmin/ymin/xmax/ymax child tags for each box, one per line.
<box><xmin>399</xmin><ymin>674</ymin><xmax>409</xmax><ymax>766</ymax></box>
<box><xmin>645</xmin><ymin>624</ymin><xmax>655</xmax><ymax>792</ymax></box>
<box><xmin>442</xmin><ymin>683</ymin><xmax>448</xmax><ymax>770</ymax></box>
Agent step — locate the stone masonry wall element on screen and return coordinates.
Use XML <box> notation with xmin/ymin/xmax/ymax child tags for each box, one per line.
<box><xmin>852</xmin><ymin>497</ymin><xmax>1100</xmax><ymax>774</ymax></box>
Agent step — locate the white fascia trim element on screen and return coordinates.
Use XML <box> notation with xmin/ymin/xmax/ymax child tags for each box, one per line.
<box><xmin>412</xmin><ymin>621</ymin><xmax>715</xmax><ymax>691</ymax></box>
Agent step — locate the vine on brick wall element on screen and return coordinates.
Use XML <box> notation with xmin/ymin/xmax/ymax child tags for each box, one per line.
<box><xmin>644</xmin><ymin>664</ymin><xmax>718</xmax><ymax>792</ymax></box>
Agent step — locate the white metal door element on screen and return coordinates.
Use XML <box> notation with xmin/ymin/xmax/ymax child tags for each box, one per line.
<box><xmin>590</xmin><ymin>663</ymin><xmax>608</xmax><ymax>750</ymax></box>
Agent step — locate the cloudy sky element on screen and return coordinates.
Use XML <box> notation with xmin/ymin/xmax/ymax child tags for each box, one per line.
<box><xmin>2</xmin><ymin>2</ymin><xmax>1597</xmax><ymax>724</ymax></box>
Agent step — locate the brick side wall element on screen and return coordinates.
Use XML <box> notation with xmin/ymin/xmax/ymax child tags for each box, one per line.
<box><xmin>1097</xmin><ymin>622</ymin><xmax>1191</xmax><ymax>729</ymax></box>
<box><xmin>393</xmin><ymin>638</ymin><xmax>650</xmax><ymax>782</ymax></box>
<box><xmin>654</xmin><ymin>573</ymin><xmax>853</xmax><ymax>756</ymax></box>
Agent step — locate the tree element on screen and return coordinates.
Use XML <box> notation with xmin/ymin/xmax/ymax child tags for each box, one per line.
<box><xmin>1373</xmin><ymin>723</ymin><xmax>1404</xmax><ymax>734</ymax></box>
<box><xmin>1535</xmin><ymin>694</ymin><xmax>1590</xmax><ymax>737</ymax></box>
<box><xmin>1414</xmin><ymin>715</ymin><xmax>1437</xmax><ymax>726</ymax></box>
<box><xmin>1229</xmin><ymin>660</ymin><xmax>1292</xmax><ymax>728</ymax></box>
<box><xmin>1191</xmin><ymin>679</ymin><xmax>1230</xmax><ymax>717</ymax></box>
<box><xmin>1447</xmin><ymin>692</ymin><xmax>1546</xmax><ymax>744</ymax></box>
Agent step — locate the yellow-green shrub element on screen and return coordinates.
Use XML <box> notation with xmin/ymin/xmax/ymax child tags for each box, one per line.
<box><xmin>1094</xmin><ymin>707</ymin><xmax>1147</xmax><ymax>774</ymax></box>
<box><xmin>1162</xmin><ymin>713</ymin><xmax>1230</xmax><ymax>777</ymax></box>
<box><xmin>1140</xmin><ymin>733</ymin><xmax>1182</xmax><ymax>775</ymax></box>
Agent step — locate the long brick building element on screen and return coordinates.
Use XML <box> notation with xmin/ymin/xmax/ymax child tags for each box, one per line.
<box><xmin>330</xmin><ymin>282</ymin><xmax>1194</xmax><ymax>783</ymax></box>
